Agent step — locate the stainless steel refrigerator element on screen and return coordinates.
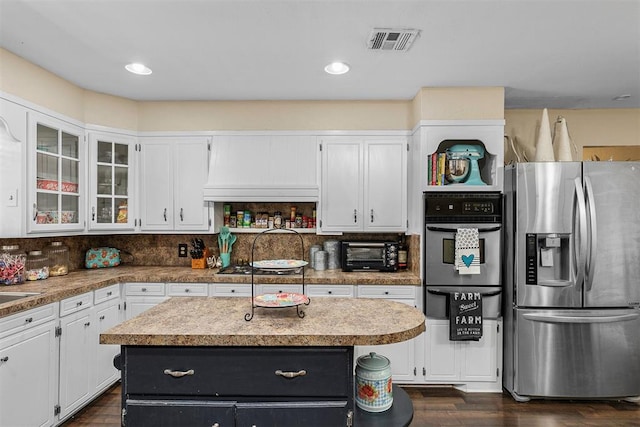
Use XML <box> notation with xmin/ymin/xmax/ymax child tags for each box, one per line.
<box><xmin>503</xmin><ymin>162</ymin><xmax>640</xmax><ymax>401</ymax></box>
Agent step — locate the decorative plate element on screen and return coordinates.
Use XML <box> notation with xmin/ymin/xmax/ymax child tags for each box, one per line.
<box><xmin>250</xmin><ymin>259</ymin><xmax>308</xmax><ymax>270</ymax></box>
<box><xmin>254</xmin><ymin>292</ymin><xmax>309</xmax><ymax>308</ymax></box>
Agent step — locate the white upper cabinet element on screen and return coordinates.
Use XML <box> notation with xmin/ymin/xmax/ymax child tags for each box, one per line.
<box><xmin>139</xmin><ymin>137</ymin><xmax>210</xmax><ymax>232</ymax></box>
<box><xmin>204</xmin><ymin>134</ymin><xmax>318</xmax><ymax>202</ymax></box>
<box><xmin>27</xmin><ymin>112</ymin><xmax>85</xmax><ymax>234</ymax></box>
<box><xmin>88</xmin><ymin>131</ymin><xmax>137</xmax><ymax>231</ymax></box>
<box><xmin>319</xmin><ymin>136</ymin><xmax>407</xmax><ymax>233</ymax></box>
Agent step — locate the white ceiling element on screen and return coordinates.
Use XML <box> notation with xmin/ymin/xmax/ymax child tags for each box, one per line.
<box><xmin>1</xmin><ymin>0</ymin><xmax>639</xmax><ymax>109</ymax></box>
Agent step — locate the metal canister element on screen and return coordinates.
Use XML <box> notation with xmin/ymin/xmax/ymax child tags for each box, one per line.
<box><xmin>355</xmin><ymin>352</ymin><xmax>393</xmax><ymax>412</ymax></box>
<box><xmin>313</xmin><ymin>250</ymin><xmax>327</xmax><ymax>271</ymax></box>
<box><xmin>323</xmin><ymin>240</ymin><xmax>340</xmax><ymax>270</ymax></box>
<box><xmin>309</xmin><ymin>245</ymin><xmax>322</xmax><ymax>269</ymax></box>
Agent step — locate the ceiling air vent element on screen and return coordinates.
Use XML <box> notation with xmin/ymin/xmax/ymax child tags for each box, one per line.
<box><xmin>367</xmin><ymin>28</ymin><xmax>420</xmax><ymax>51</ymax></box>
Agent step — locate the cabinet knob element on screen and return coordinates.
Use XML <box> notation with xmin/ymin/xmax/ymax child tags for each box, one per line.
<box><xmin>99</xmin><ymin>315</ymin><xmax>105</xmax><ymax>320</ymax></box>
<box><xmin>184</xmin><ymin>288</ymin><xmax>190</xmax><ymax>293</ymax></box>
<box><xmin>24</xmin><ymin>317</ymin><xmax>33</xmax><ymax>323</ymax></box>
<box><xmin>107</xmin><ymin>291</ymin><xmax>113</xmax><ymax>296</ymax></box>
<box><xmin>142</xmin><ymin>288</ymin><xmax>147</xmax><ymax>292</ymax></box>
<box><xmin>0</xmin><ymin>356</ymin><xmax>8</xmax><ymax>363</ymax></box>
<box><xmin>327</xmin><ymin>290</ymin><xmax>332</xmax><ymax>294</ymax></box>
<box><xmin>84</xmin><ymin>322</ymin><xmax>91</xmax><ymax>327</ymax></box>
<box><xmin>77</xmin><ymin>301</ymin><xmax>83</xmax><ymax>306</ymax></box>
<box><xmin>212</xmin><ymin>424</ymin><xmax>220</xmax><ymax>427</ymax></box>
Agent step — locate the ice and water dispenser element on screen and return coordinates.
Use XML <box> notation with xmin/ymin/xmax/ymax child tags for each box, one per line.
<box><xmin>525</xmin><ymin>233</ymin><xmax>571</xmax><ymax>285</ymax></box>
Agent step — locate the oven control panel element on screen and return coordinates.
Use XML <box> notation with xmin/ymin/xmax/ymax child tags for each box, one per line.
<box><xmin>424</xmin><ymin>192</ymin><xmax>502</xmax><ymax>223</ymax></box>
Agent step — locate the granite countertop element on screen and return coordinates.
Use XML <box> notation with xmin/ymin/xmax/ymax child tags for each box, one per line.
<box><xmin>100</xmin><ymin>296</ymin><xmax>426</xmax><ymax>347</ymax></box>
<box><xmin>0</xmin><ymin>266</ymin><xmax>421</xmax><ymax>318</ymax></box>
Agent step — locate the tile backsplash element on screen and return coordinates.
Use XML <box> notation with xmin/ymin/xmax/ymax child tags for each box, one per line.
<box><xmin>1</xmin><ymin>233</ymin><xmax>420</xmax><ymax>275</ymax></box>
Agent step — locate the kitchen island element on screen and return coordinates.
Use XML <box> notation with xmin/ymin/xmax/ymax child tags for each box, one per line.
<box><xmin>101</xmin><ymin>296</ymin><xmax>425</xmax><ymax>426</ymax></box>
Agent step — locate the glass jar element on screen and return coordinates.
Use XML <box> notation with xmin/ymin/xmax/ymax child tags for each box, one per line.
<box><xmin>44</xmin><ymin>241</ymin><xmax>69</xmax><ymax>276</ymax></box>
<box><xmin>0</xmin><ymin>245</ymin><xmax>27</xmax><ymax>285</ymax></box>
<box><xmin>26</xmin><ymin>250</ymin><xmax>49</xmax><ymax>281</ymax></box>
<box><xmin>273</xmin><ymin>211</ymin><xmax>283</xmax><ymax>229</ymax></box>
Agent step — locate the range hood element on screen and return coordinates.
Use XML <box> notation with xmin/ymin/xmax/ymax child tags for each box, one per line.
<box><xmin>203</xmin><ymin>135</ymin><xmax>319</xmax><ymax>202</ymax></box>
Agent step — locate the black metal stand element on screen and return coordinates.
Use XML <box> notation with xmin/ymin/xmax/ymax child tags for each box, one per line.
<box><xmin>245</xmin><ymin>228</ymin><xmax>309</xmax><ymax>321</ymax></box>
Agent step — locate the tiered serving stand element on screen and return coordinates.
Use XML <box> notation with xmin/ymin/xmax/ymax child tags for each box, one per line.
<box><xmin>245</xmin><ymin>229</ymin><xmax>310</xmax><ymax>321</ymax></box>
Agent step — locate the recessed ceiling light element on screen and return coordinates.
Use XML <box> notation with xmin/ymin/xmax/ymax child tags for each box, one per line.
<box><xmin>125</xmin><ymin>63</ymin><xmax>152</xmax><ymax>75</ymax></box>
<box><xmin>613</xmin><ymin>94</ymin><xmax>631</xmax><ymax>101</ymax></box>
<box><xmin>324</xmin><ymin>62</ymin><xmax>350</xmax><ymax>75</ymax></box>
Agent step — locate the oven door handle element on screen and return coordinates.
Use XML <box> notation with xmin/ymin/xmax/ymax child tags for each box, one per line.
<box><xmin>427</xmin><ymin>288</ymin><xmax>502</xmax><ymax>297</ymax></box>
<box><xmin>426</xmin><ymin>226</ymin><xmax>501</xmax><ymax>233</ymax></box>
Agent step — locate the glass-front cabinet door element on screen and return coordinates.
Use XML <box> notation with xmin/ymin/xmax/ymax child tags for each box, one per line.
<box><xmin>88</xmin><ymin>131</ymin><xmax>136</xmax><ymax>231</ymax></box>
<box><xmin>28</xmin><ymin>113</ymin><xmax>84</xmax><ymax>233</ymax></box>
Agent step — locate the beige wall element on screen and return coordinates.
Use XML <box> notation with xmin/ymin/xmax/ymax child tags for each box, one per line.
<box><xmin>412</xmin><ymin>87</ymin><xmax>504</xmax><ymax>122</ymax></box>
<box><xmin>504</xmin><ymin>109</ymin><xmax>640</xmax><ymax>162</ymax></box>
<box><xmin>137</xmin><ymin>100</ymin><xmax>411</xmax><ymax>131</ymax></box>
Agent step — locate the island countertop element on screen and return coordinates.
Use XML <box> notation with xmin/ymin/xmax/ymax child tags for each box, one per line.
<box><xmin>100</xmin><ymin>296</ymin><xmax>425</xmax><ymax>347</ymax></box>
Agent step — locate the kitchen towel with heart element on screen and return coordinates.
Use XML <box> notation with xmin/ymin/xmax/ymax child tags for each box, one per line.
<box><xmin>455</xmin><ymin>227</ymin><xmax>480</xmax><ymax>274</ymax></box>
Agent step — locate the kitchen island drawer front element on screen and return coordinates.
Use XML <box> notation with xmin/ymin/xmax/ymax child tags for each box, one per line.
<box><xmin>125</xmin><ymin>282</ymin><xmax>165</xmax><ymax>296</ymax></box>
<box><xmin>60</xmin><ymin>292</ymin><xmax>93</xmax><ymax>316</ymax></box>
<box><xmin>94</xmin><ymin>284</ymin><xmax>120</xmax><ymax>305</ymax></box>
<box><xmin>209</xmin><ymin>283</ymin><xmax>252</xmax><ymax>297</ymax></box>
<box><xmin>166</xmin><ymin>283</ymin><xmax>208</xmax><ymax>296</ymax></box>
<box><xmin>125</xmin><ymin>399</ymin><xmax>235</xmax><ymax>427</ymax></box>
<box><xmin>0</xmin><ymin>303</ymin><xmax>57</xmax><ymax>339</ymax></box>
<box><xmin>236</xmin><ymin>401</ymin><xmax>350</xmax><ymax>427</ymax></box>
<box><xmin>124</xmin><ymin>346</ymin><xmax>353</xmax><ymax>397</ymax></box>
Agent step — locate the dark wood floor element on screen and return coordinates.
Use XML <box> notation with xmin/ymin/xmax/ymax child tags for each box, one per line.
<box><xmin>62</xmin><ymin>383</ymin><xmax>640</xmax><ymax>427</ymax></box>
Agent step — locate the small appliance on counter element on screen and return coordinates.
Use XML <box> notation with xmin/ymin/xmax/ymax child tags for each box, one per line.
<box><xmin>340</xmin><ymin>241</ymin><xmax>398</xmax><ymax>272</ymax></box>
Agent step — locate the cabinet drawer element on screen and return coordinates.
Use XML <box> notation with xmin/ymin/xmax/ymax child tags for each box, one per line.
<box><xmin>124</xmin><ymin>346</ymin><xmax>352</xmax><ymax>398</ymax></box>
<box><xmin>0</xmin><ymin>303</ymin><xmax>57</xmax><ymax>339</ymax></box>
<box><xmin>259</xmin><ymin>284</ymin><xmax>303</xmax><ymax>295</ymax></box>
<box><xmin>166</xmin><ymin>283</ymin><xmax>208</xmax><ymax>297</ymax></box>
<box><xmin>357</xmin><ymin>285</ymin><xmax>416</xmax><ymax>299</ymax></box>
<box><xmin>236</xmin><ymin>401</ymin><xmax>350</xmax><ymax>427</ymax></box>
<box><xmin>125</xmin><ymin>399</ymin><xmax>235</xmax><ymax>427</ymax></box>
<box><xmin>60</xmin><ymin>292</ymin><xmax>93</xmax><ymax>317</ymax></box>
<box><xmin>209</xmin><ymin>283</ymin><xmax>251</xmax><ymax>297</ymax></box>
<box><xmin>306</xmin><ymin>285</ymin><xmax>354</xmax><ymax>297</ymax></box>
<box><xmin>94</xmin><ymin>284</ymin><xmax>120</xmax><ymax>305</ymax></box>
<box><xmin>125</xmin><ymin>283</ymin><xmax>165</xmax><ymax>296</ymax></box>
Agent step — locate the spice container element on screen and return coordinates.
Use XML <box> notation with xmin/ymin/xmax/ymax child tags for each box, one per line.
<box><xmin>44</xmin><ymin>241</ymin><xmax>69</xmax><ymax>276</ymax></box>
<box><xmin>26</xmin><ymin>250</ymin><xmax>49</xmax><ymax>281</ymax></box>
<box><xmin>274</xmin><ymin>211</ymin><xmax>283</xmax><ymax>229</ymax></box>
<box><xmin>0</xmin><ymin>245</ymin><xmax>26</xmax><ymax>285</ymax></box>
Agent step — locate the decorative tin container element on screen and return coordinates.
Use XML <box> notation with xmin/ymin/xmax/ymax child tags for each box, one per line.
<box><xmin>355</xmin><ymin>352</ymin><xmax>393</xmax><ymax>412</ymax></box>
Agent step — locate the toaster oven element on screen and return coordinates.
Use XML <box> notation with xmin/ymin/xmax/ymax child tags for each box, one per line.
<box><xmin>341</xmin><ymin>241</ymin><xmax>399</xmax><ymax>272</ymax></box>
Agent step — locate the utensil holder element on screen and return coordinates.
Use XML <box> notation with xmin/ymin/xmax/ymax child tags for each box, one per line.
<box><xmin>220</xmin><ymin>253</ymin><xmax>231</xmax><ymax>268</ymax></box>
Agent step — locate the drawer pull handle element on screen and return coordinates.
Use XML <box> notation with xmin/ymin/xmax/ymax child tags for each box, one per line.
<box><xmin>77</xmin><ymin>301</ymin><xmax>83</xmax><ymax>306</ymax></box>
<box><xmin>164</xmin><ymin>369</ymin><xmax>195</xmax><ymax>378</ymax></box>
<box><xmin>1</xmin><ymin>356</ymin><xmax>8</xmax><ymax>363</ymax></box>
<box><xmin>24</xmin><ymin>317</ymin><xmax>33</xmax><ymax>323</ymax></box>
<box><xmin>107</xmin><ymin>291</ymin><xmax>113</xmax><ymax>296</ymax></box>
<box><xmin>275</xmin><ymin>369</ymin><xmax>307</xmax><ymax>379</ymax></box>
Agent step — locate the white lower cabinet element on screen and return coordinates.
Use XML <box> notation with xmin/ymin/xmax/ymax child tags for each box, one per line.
<box><xmin>0</xmin><ymin>304</ymin><xmax>58</xmax><ymax>427</ymax></box>
<box><xmin>124</xmin><ymin>282</ymin><xmax>168</xmax><ymax>320</ymax></box>
<box><xmin>421</xmin><ymin>318</ymin><xmax>502</xmax><ymax>392</ymax></box>
<box><xmin>58</xmin><ymin>293</ymin><xmax>95</xmax><ymax>420</ymax></box>
<box><xmin>93</xmin><ymin>285</ymin><xmax>122</xmax><ymax>393</ymax></box>
<box><xmin>354</xmin><ymin>285</ymin><xmax>418</xmax><ymax>384</ymax></box>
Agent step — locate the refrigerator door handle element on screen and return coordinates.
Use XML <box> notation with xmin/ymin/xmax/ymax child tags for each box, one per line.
<box><xmin>573</xmin><ymin>177</ymin><xmax>588</xmax><ymax>289</ymax></box>
<box><xmin>583</xmin><ymin>176</ymin><xmax>598</xmax><ymax>292</ymax></box>
<box><xmin>523</xmin><ymin>312</ymin><xmax>639</xmax><ymax>324</ymax></box>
